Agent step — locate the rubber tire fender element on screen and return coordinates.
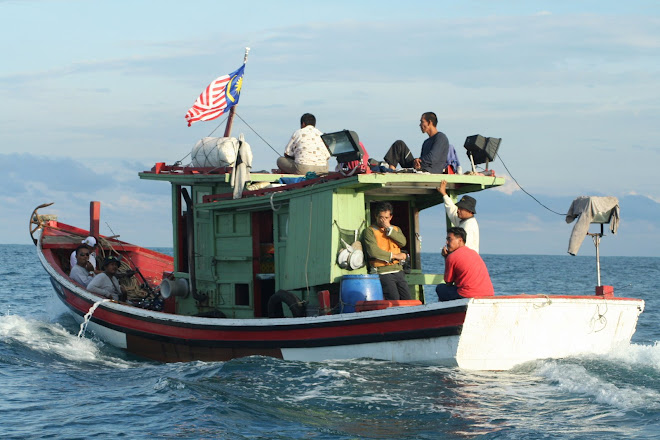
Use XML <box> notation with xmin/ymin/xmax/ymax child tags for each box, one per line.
<box><xmin>267</xmin><ymin>290</ymin><xmax>306</xmax><ymax>318</ymax></box>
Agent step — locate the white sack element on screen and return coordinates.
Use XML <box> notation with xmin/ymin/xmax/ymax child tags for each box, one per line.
<box><xmin>191</xmin><ymin>137</ymin><xmax>239</xmax><ymax>167</ymax></box>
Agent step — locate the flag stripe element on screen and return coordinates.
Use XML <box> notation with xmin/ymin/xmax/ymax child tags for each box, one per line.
<box><xmin>185</xmin><ymin>65</ymin><xmax>244</xmax><ymax>127</ymax></box>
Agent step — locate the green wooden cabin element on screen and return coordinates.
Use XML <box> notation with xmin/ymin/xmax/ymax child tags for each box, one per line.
<box><xmin>139</xmin><ymin>169</ymin><xmax>504</xmax><ymax>318</ymax></box>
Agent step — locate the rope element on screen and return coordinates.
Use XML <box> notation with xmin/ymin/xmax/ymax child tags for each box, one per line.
<box><xmin>234</xmin><ymin>112</ymin><xmax>281</xmax><ymax>156</ymax></box>
<box><xmin>591</xmin><ymin>302</ymin><xmax>608</xmax><ymax>333</ymax></box>
<box><xmin>496</xmin><ymin>152</ymin><xmax>567</xmax><ymax>216</ymax></box>
<box><xmin>269</xmin><ymin>192</ymin><xmax>281</xmax><ymax>211</ymax></box>
<box><xmin>172</xmin><ymin>115</ymin><xmax>229</xmax><ymax>167</ymax></box>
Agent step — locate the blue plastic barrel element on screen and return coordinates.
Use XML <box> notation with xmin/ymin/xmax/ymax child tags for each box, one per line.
<box><xmin>340</xmin><ymin>274</ymin><xmax>384</xmax><ymax>313</ymax></box>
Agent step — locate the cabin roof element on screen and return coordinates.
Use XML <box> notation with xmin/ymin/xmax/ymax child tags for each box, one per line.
<box><xmin>140</xmin><ymin>167</ymin><xmax>504</xmax><ymax>212</ymax></box>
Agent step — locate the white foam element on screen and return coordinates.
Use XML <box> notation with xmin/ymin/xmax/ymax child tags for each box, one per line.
<box><xmin>313</xmin><ymin>367</ymin><xmax>351</xmax><ymax>379</ymax></box>
<box><xmin>0</xmin><ymin>314</ymin><xmax>133</xmax><ymax>368</ymax></box>
<box><xmin>535</xmin><ymin>360</ymin><xmax>660</xmax><ymax>410</ymax></box>
<box><xmin>602</xmin><ymin>341</ymin><xmax>660</xmax><ymax>371</ymax></box>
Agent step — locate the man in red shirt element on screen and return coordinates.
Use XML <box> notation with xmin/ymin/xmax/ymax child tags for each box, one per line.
<box><xmin>436</xmin><ymin>227</ymin><xmax>494</xmax><ymax>301</ymax></box>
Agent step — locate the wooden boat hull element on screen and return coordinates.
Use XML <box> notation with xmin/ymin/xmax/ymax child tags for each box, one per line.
<box><xmin>38</xmin><ymin>229</ymin><xmax>644</xmax><ymax>370</ymax></box>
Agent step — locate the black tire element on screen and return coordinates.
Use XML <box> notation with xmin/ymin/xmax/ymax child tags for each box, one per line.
<box><xmin>267</xmin><ymin>290</ymin><xmax>306</xmax><ymax>318</ymax></box>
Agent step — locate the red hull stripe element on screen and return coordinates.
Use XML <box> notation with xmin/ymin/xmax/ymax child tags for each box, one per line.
<box><xmin>53</xmin><ymin>278</ymin><xmax>465</xmax><ymax>347</ymax></box>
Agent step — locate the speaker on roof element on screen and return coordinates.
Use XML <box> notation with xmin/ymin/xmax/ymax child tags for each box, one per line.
<box><xmin>464</xmin><ymin>135</ymin><xmax>501</xmax><ymax>165</ymax></box>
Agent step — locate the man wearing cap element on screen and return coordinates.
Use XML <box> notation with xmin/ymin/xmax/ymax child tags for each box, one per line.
<box><xmin>69</xmin><ymin>236</ymin><xmax>98</xmax><ymax>272</ymax></box>
<box><xmin>437</xmin><ymin>180</ymin><xmax>479</xmax><ymax>254</ymax></box>
<box><xmin>87</xmin><ymin>255</ymin><xmax>127</xmax><ymax>301</ymax></box>
<box><xmin>69</xmin><ymin>245</ymin><xmax>95</xmax><ymax>287</ymax></box>
<box><xmin>362</xmin><ymin>201</ymin><xmax>412</xmax><ymax>301</ymax></box>
<box><xmin>436</xmin><ymin>227</ymin><xmax>494</xmax><ymax>302</ymax></box>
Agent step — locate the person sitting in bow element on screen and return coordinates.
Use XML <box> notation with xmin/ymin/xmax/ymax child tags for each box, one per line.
<box><xmin>69</xmin><ymin>236</ymin><xmax>99</xmax><ymax>273</ymax></box>
<box><xmin>87</xmin><ymin>255</ymin><xmax>127</xmax><ymax>301</ymax></box>
<box><xmin>69</xmin><ymin>245</ymin><xmax>95</xmax><ymax>287</ymax></box>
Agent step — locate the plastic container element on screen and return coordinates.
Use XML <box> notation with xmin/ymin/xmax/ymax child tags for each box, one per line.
<box><xmin>340</xmin><ymin>274</ymin><xmax>384</xmax><ymax>313</ymax></box>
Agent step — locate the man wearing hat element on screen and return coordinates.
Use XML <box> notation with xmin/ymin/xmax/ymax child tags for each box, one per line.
<box><xmin>87</xmin><ymin>255</ymin><xmax>127</xmax><ymax>301</ymax></box>
<box><xmin>69</xmin><ymin>236</ymin><xmax>99</xmax><ymax>272</ymax></box>
<box><xmin>437</xmin><ymin>180</ymin><xmax>479</xmax><ymax>254</ymax></box>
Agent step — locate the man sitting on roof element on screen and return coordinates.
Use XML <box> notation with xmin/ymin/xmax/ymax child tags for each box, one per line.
<box><xmin>277</xmin><ymin>113</ymin><xmax>330</xmax><ymax>175</ymax></box>
<box><xmin>436</xmin><ymin>227</ymin><xmax>493</xmax><ymax>302</ymax></box>
<box><xmin>377</xmin><ymin>112</ymin><xmax>459</xmax><ymax>174</ymax></box>
<box><xmin>87</xmin><ymin>255</ymin><xmax>127</xmax><ymax>301</ymax></box>
<box><xmin>69</xmin><ymin>245</ymin><xmax>95</xmax><ymax>287</ymax></box>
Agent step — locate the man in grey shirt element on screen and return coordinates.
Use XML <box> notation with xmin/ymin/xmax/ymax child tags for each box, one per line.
<box><xmin>69</xmin><ymin>245</ymin><xmax>95</xmax><ymax>287</ymax></box>
<box><xmin>87</xmin><ymin>255</ymin><xmax>127</xmax><ymax>301</ymax></box>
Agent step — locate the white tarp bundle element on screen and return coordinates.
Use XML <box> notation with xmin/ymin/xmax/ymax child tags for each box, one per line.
<box><xmin>565</xmin><ymin>196</ymin><xmax>620</xmax><ymax>255</ymax></box>
<box><xmin>191</xmin><ymin>137</ymin><xmax>239</xmax><ymax>167</ymax></box>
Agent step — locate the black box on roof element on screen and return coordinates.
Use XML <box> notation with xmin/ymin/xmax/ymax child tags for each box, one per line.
<box><xmin>464</xmin><ymin>135</ymin><xmax>501</xmax><ymax>164</ymax></box>
<box><xmin>321</xmin><ymin>130</ymin><xmax>365</xmax><ymax>163</ymax></box>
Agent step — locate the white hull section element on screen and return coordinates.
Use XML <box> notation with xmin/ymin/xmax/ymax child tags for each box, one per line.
<box><xmin>284</xmin><ymin>297</ymin><xmax>644</xmax><ymax>370</ymax></box>
<box><xmin>282</xmin><ymin>335</ymin><xmax>461</xmax><ymax>365</ymax></box>
<box><xmin>70</xmin><ymin>312</ymin><xmax>129</xmax><ymax>349</ymax></box>
<box><xmin>457</xmin><ymin>296</ymin><xmax>645</xmax><ymax>370</ymax></box>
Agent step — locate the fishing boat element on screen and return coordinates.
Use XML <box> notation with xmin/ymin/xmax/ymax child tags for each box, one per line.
<box><xmin>30</xmin><ymin>161</ymin><xmax>645</xmax><ymax>370</ymax></box>
<box><xmin>30</xmin><ymin>54</ymin><xmax>644</xmax><ymax>370</ymax></box>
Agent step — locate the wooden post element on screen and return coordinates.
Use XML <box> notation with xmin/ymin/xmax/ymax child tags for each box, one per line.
<box><xmin>90</xmin><ymin>201</ymin><xmax>101</xmax><ymax>238</ymax></box>
<box><xmin>222</xmin><ymin>47</ymin><xmax>250</xmax><ymax>138</ymax></box>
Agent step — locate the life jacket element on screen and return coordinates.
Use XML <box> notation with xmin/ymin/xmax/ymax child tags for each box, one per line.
<box><xmin>368</xmin><ymin>226</ymin><xmax>401</xmax><ymax>267</ymax></box>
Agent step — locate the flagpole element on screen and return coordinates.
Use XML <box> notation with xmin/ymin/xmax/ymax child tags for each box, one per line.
<box><xmin>223</xmin><ymin>47</ymin><xmax>250</xmax><ymax>138</ymax></box>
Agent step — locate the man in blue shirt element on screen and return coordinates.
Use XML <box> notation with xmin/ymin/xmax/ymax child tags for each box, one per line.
<box><xmin>381</xmin><ymin>112</ymin><xmax>453</xmax><ymax>174</ymax></box>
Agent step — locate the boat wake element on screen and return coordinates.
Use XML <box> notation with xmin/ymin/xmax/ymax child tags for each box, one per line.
<box><xmin>532</xmin><ymin>343</ymin><xmax>660</xmax><ymax>411</ymax></box>
<box><xmin>0</xmin><ymin>313</ymin><xmax>135</xmax><ymax>368</ymax></box>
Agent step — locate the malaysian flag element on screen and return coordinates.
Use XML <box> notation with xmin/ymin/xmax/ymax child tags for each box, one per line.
<box><xmin>185</xmin><ymin>64</ymin><xmax>245</xmax><ymax>127</ymax></box>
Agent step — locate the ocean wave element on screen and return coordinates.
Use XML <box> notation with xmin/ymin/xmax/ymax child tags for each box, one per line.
<box><xmin>0</xmin><ymin>314</ymin><xmax>135</xmax><ymax>369</ymax></box>
<box><xmin>603</xmin><ymin>341</ymin><xmax>660</xmax><ymax>370</ymax></box>
<box><xmin>534</xmin><ymin>359</ymin><xmax>660</xmax><ymax>411</ymax></box>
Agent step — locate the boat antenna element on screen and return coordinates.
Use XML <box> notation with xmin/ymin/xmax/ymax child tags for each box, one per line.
<box><xmin>223</xmin><ymin>47</ymin><xmax>250</xmax><ymax>138</ymax></box>
<box><xmin>104</xmin><ymin>222</ymin><xmax>156</xmax><ymax>296</ymax></box>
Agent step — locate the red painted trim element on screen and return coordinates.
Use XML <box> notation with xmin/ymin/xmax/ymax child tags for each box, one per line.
<box><xmin>60</xmin><ymin>283</ymin><xmax>466</xmax><ymax>343</ymax></box>
<box><xmin>489</xmin><ymin>295</ymin><xmax>643</xmax><ymax>301</ymax></box>
<box><xmin>144</xmin><ymin>165</ymin><xmax>233</xmax><ymax>175</ymax></box>
<box><xmin>202</xmin><ymin>173</ymin><xmax>348</xmax><ymax>203</ymax></box>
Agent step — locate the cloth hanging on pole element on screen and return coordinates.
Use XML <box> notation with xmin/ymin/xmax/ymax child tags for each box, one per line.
<box><xmin>565</xmin><ymin>196</ymin><xmax>619</xmax><ymax>255</ymax></box>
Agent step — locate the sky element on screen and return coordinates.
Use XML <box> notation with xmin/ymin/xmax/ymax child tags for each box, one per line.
<box><xmin>1</xmin><ymin>0</ymin><xmax>659</xmax><ymax>257</ymax></box>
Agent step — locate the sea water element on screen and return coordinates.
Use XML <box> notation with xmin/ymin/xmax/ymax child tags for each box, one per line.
<box><xmin>1</xmin><ymin>244</ymin><xmax>659</xmax><ymax>439</ymax></box>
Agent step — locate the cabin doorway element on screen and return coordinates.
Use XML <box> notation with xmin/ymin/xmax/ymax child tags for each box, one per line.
<box><xmin>252</xmin><ymin>210</ymin><xmax>275</xmax><ymax>317</ymax></box>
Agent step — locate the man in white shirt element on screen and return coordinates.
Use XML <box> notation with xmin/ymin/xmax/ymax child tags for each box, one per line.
<box><xmin>69</xmin><ymin>245</ymin><xmax>95</xmax><ymax>287</ymax></box>
<box><xmin>277</xmin><ymin>113</ymin><xmax>330</xmax><ymax>175</ymax></box>
<box><xmin>87</xmin><ymin>255</ymin><xmax>127</xmax><ymax>301</ymax></box>
<box><xmin>69</xmin><ymin>236</ymin><xmax>98</xmax><ymax>272</ymax></box>
<box><xmin>437</xmin><ymin>180</ymin><xmax>480</xmax><ymax>254</ymax></box>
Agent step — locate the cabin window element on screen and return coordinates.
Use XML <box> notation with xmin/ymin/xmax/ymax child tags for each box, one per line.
<box><xmin>235</xmin><ymin>283</ymin><xmax>250</xmax><ymax>306</ymax></box>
